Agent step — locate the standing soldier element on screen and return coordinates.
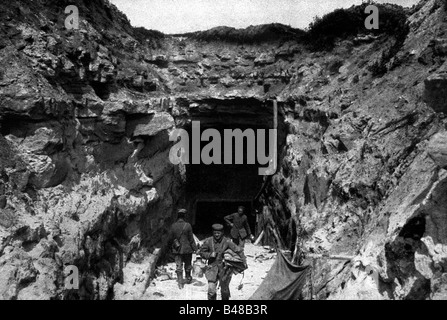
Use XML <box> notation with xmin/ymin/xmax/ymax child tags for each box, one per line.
<box><xmin>224</xmin><ymin>206</ymin><xmax>254</xmax><ymax>248</ymax></box>
<box><xmin>199</xmin><ymin>224</ymin><xmax>246</xmax><ymax>300</ymax></box>
<box><xmin>168</xmin><ymin>208</ymin><xmax>197</xmax><ymax>289</ymax></box>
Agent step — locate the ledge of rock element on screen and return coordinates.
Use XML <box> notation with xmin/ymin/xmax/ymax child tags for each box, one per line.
<box><xmin>424</xmin><ymin>72</ymin><xmax>447</xmax><ymax>113</ymax></box>
<box><xmin>428</xmin><ymin>131</ymin><xmax>447</xmax><ymax>168</ymax></box>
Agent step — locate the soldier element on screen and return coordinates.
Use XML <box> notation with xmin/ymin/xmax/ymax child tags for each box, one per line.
<box><xmin>224</xmin><ymin>206</ymin><xmax>254</xmax><ymax>249</ymax></box>
<box><xmin>167</xmin><ymin>208</ymin><xmax>197</xmax><ymax>289</ymax></box>
<box><xmin>199</xmin><ymin>224</ymin><xmax>246</xmax><ymax>300</ymax></box>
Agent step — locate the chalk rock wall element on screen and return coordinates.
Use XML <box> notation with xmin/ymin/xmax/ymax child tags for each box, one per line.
<box><xmin>0</xmin><ymin>0</ymin><xmax>298</xmax><ymax>299</ymax></box>
<box><xmin>1</xmin><ymin>0</ymin><xmax>447</xmax><ymax>300</ymax></box>
<box><xmin>263</xmin><ymin>0</ymin><xmax>447</xmax><ymax>300</ymax></box>
<box><xmin>0</xmin><ymin>0</ymin><xmax>185</xmax><ymax>299</ymax></box>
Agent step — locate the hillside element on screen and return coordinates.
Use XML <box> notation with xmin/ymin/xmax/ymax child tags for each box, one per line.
<box><xmin>0</xmin><ymin>0</ymin><xmax>447</xmax><ymax>300</ymax></box>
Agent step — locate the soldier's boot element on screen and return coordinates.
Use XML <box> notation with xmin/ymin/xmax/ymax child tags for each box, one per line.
<box><xmin>177</xmin><ymin>271</ymin><xmax>184</xmax><ymax>289</ymax></box>
<box><xmin>222</xmin><ymin>289</ymin><xmax>231</xmax><ymax>301</ymax></box>
<box><xmin>208</xmin><ymin>282</ymin><xmax>217</xmax><ymax>300</ymax></box>
<box><xmin>221</xmin><ymin>281</ymin><xmax>231</xmax><ymax>300</ymax></box>
<box><xmin>185</xmin><ymin>270</ymin><xmax>192</xmax><ymax>284</ymax></box>
<box><xmin>222</xmin><ymin>293</ymin><xmax>230</xmax><ymax>300</ymax></box>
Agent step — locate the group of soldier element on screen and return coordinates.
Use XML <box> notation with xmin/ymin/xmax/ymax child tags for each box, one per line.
<box><xmin>167</xmin><ymin>206</ymin><xmax>254</xmax><ymax>300</ymax></box>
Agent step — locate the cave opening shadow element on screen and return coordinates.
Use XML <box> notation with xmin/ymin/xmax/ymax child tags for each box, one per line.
<box><xmin>193</xmin><ymin>200</ymin><xmax>255</xmax><ymax>240</ymax></box>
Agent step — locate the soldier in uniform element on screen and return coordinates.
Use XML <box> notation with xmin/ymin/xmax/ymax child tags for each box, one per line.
<box><xmin>224</xmin><ymin>206</ymin><xmax>254</xmax><ymax>248</ymax></box>
<box><xmin>167</xmin><ymin>208</ymin><xmax>197</xmax><ymax>289</ymax></box>
<box><xmin>199</xmin><ymin>224</ymin><xmax>246</xmax><ymax>300</ymax></box>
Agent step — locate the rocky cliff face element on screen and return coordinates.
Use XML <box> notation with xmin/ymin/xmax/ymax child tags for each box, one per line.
<box><xmin>0</xmin><ymin>0</ymin><xmax>183</xmax><ymax>299</ymax></box>
<box><xmin>268</xmin><ymin>0</ymin><xmax>447</xmax><ymax>300</ymax></box>
<box><xmin>0</xmin><ymin>0</ymin><xmax>446</xmax><ymax>300</ymax></box>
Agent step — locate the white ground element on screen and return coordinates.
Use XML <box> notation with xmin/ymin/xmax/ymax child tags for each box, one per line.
<box><xmin>142</xmin><ymin>243</ymin><xmax>276</xmax><ymax>300</ymax></box>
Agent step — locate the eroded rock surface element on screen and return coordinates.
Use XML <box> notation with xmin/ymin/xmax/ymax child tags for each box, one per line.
<box><xmin>0</xmin><ymin>0</ymin><xmax>447</xmax><ymax>300</ymax></box>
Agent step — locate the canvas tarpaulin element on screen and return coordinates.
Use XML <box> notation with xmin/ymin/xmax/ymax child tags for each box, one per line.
<box><xmin>249</xmin><ymin>250</ymin><xmax>310</xmax><ymax>300</ymax></box>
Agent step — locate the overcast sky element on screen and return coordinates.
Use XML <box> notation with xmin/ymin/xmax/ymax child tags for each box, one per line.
<box><xmin>109</xmin><ymin>0</ymin><xmax>420</xmax><ymax>34</ymax></box>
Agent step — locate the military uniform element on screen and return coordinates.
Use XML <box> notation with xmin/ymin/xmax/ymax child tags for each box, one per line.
<box><xmin>224</xmin><ymin>211</ymin><xmax>252</xmax><ymax>248</ymax></box>
<box><xmin>199</xmin><ymin>224</ymin><xmax>246</xmax><ymax>300</ymax></box>
<box><xmin>168</xmin><ymin>215</ymin><xmax>197</xmax><ymax>288</ymax></box>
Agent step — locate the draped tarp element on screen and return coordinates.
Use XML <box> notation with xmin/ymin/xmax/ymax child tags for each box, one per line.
<box><xmin>249</xmin><ymin>250</ymin><xmax>310</xmax><ymax>300</ymax></box>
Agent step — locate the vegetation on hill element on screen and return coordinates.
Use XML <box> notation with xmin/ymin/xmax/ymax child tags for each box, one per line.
<box><xmin>306</xmin><ymin>2</ymin><xmax>409</xmax><ymax>51</ymax></box>
<box><xmin>174</xmin><ymin>23</ymin><xmax>306</xmax><ymax>43</ymax></box>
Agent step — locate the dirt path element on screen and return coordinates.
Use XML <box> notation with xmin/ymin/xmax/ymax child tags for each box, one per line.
<box><xmin>142</xmin><ymin>243</ymin><xmax>276</xmax><ymax>300</ymax></box>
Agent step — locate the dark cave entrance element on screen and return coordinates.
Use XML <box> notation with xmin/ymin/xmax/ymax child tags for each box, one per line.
<box><xmin>185</xmin><ymin>139</ymin><xmax>265</xmax><ymax>239</ymax></box>
<box><xmin>194</xmin><ymin>200</ymin><xmax>254</xmax><ymax>239</ymax></box>
<box><xmin>180</xmin><ymin>98</ymin><xmax>287</xmax><ymax>239</ymax></box>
